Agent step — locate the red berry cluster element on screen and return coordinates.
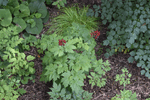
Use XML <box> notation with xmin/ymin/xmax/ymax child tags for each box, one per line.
<box><xmin>59</xmin><ymin>39</ymin><xmax>66</xmax><ymax>46</ymax></box>
<box><xmin>90</xmin><ymin>30</ymin><xmax>100</xmax><ymax>39</ymax></box>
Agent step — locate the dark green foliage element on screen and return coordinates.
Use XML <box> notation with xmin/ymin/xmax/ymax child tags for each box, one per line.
<box><xmin>86</xmin><ymin>4</ymin><xmax>101</xmax><ymax>17</ymax></box>
<box><xmin>100</xmin><ymin>0</ymin><xmax>150</xmax><ymax>78</ymax></box>
<box><xmin>1</xmin><ymin>0</ymin><xmax>49</xmax><ymax>34</ymax></box>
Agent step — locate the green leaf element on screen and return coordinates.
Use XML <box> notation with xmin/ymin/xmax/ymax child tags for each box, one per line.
<box><xmin>126</xmin><ymin>43</ymin><xmax>131</xmax><ymax>48</ymax></box>
<box><xmin>128</xmin><ymin>56</ymin><xmax>134</xmax><ymax>63</ymax></box>
<box><xmin>9</xmin><ymin>58</ymin><xmax>16</xmax><ymax>62</ymax></box>
<box><xmin>0</xmin><ymin>9</ymin><xmax>12</xmax><ymax>26</ymax></box>
<box><xmin>141</xmin><ymin>70</ymin><xmax>145</xmax><ymax>75</ymax></box>
<box><xmin>129</xmin><ymin>37</ymin><xmax>135</xmax><ymax>44</ymax></box>
<box><xmin>143</xmin><ymin>55</ymin><xmax>148</xmax><ymax>61</ymax></box>
<box><xmin>37</xmin><ymin>2</ymin><xmax>47</xmax><ymax>18</ymax></box>
<box><xmin>29</xmin><ymin>67</ymin><xmax>35</xmax><ymax>74</ymax></box>
<box><xmin>103</xmin><ymin>40</ymin><xmax>109</xmax><ymax>46</ymax></box>
<box><xmin>26</xmin><ymin>18</ymin><xmax>43</xmax><ymax>34</ymax></box>
<box><xmin>130</xmin><ymin>51</ymin><xmax>135</xmax><ymax>56</ymax></box>
<box><xmin>52</xmin><ymin>1</ymin><xmax>59</xmax><ymax>5</ymax></box>
<box><xmin>14</xmin><ymin>4</ymin><xmax>30</xmax><ymax>18</ymax></box>
<box><xmin>102</xmin><ymin>20</ymin><xmax>107</xmax><ymax>24</ymax></box>
<box><xmin>13</xmin><ymin>17</ymin><xmax>27</xmax><ymax>33</ymax></box>
<box><xmin>27</xmin><ymin>55</ymin><xmax>35</xmax><ymax>61</ymax></box>
<box><xmin>17</xmin><ymin>88</ymin><xmax>26</xmax><ymax>95</ymax></box>
<box><xmin>65</xmin><ymin>44</ymin><xmax>76</xmax><ymax>53</ymax></box>
<box><xmin>61</xmin><ymin>71</ymin><xmax>71</xmax><ymax>87</ymax></box>
<box><xmin>145</xmin><ymin>71</ymin><xmax>150</xmax><ymax>78</ymax></box>
<box><xmin>3</xmin><ymin>85</ymin><xmax>9</xmax><ymax>90</ymax></box>
<box><xmin>140</xmin><ymin>25</ymin><xmax>147</xmax><ymax>33</ymax></box>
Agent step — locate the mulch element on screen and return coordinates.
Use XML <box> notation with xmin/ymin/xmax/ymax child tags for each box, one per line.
<box><xmin>17</xmin><ymin>0</ymin><xmax>150</xmax><ymax>100</ymax></box>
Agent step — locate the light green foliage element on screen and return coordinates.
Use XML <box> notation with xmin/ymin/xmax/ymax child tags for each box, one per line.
<box><xmin>52</xmin><ymin>0</ymin><xmax>67</xmax><ymax>9</ymax></box>
<box><xmin>100</xmin><ymin>0</ymin><xmax>150</xmax><ymax>78</ymax></box>
<box><xmin>0</xmin><ymin>26</ymin><xmax>23</xmax><ymax>54</ymax></box>
<box><xmin>0</xmin><ymin>70</ymin><xmax>26</xmax><ymax>100</ymax></box>
<box><xmin>112</xmin><ymin>67</ymin><xmax>137</xmax><ymax>100</ymax></box>
<box><xmin>115</xmin><ymin>67</ymin><xmax>132</xmax><ymax>87</ymax></box>
<box><xmin>111</xmin><ymin>89</ymin><xmax>137</xmax><ymax>100</ymax></box>
<box><xmin>87</xmin><ymin>4</ymin><xmax>101</xmax><ymax>17</ymax></box>
<box><xmin>2</xmin><ymin>47</ymin><xmax>35</xmax><ymax>77</ymax></box>
<box><xmin>88</xmin><ymin>59</ymin><xmax>111</xmax><ymax>88</ymax></box>
<box><xmin>38</xmin><ymin>24</ymin><xmax>110</xmax><ymax>99</ymax></box>
<box><xmin>21</xmin><ymin>34</ymin><xmax>39</xmax><ymax>51</ymax></box>
<box><xmin>47</xmin><ymin>4</ymin><xmax>99</xmax><ymax>35</ymax></box>
<box><xmin>48</xmin><ymin>82</ymin><xmax>93</xmax><ymax>100</ymax></box>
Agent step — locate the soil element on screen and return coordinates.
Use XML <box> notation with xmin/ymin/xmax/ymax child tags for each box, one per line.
<box><xmin>17</xmin><ymin>0</ymin><xmax>150</xmax><ymax>100</ymax></box>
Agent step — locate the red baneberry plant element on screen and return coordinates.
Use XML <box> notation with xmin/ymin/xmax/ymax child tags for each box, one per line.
<box><xmin>90</xmin><ymin>30</ymin><xmax>100</xmax><ymax>39</ymax></box>
<box><xmin>59</xmin><ymin>39</ymin><xmax>66</xmax><ymax>46</ymax></box>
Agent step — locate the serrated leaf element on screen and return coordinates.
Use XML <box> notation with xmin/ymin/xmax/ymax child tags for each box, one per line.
<box><xmin>27</xmin><ymin>55</ymin><xmax>35</xmax><ymax>61</ymax></box>
<box><xmin>29</xmin><ymin>67</ymin><xmax>35</xmax><ymax>74</ymax></box>
<box><xmin>17</xmin><ymin>88</ymin><xmax>26</xmax><ymax>95</ymax></box>
<box><xmin>65</xmin><ymin>44</ymin><xmax>76</xmax><ymax>53</ymax></box>
<box><xmin>3</xmin><ymin>85</ymin><xmax>9</xmax><ymax>90</ymax></box>
<box><xmin>9</xmin><ymin>58</ymin><xmax>16</xmax><ymax>62</ymax></box>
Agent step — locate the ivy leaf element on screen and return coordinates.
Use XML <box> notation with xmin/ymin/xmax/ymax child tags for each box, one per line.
<box><xmin>104</xmin><ymin>53</ymin><xmax>109</xmax><ymax>58</ymax></box>
<box><xmin>126</xmin><ymin>43</ymin><xmax>131</xmax><ymax>48</ymax></box>
<box><xmin>128</xmin><ymin>56</ymin><xmax>134</xmax><ymax>63</ymax></box>
<box><xmin>102</xmin><ymin>20</ymin><xmax>107</xmax><ymax>25</ymax></box>
<box><xmin>145</xmin><ymin>71</ymin><xmax>150</xmax><ymax>78</ymax></box>
<box><xmin>140</xmin><ymin>25</ymin><xmax>147</xmax><ymax>33</ymax></box>
<box><xmin>27</xmin><ymin>55</ymin><xmax>35</xmax><ymax>61</ymax></box>
<box><xmin>141</xmin><ymin>70</ymin><xmax>145</xmax><ymax>75</ymax></box>
<box><xmin>103</xmin><ymin>40</ymin><xmax>109</xmax><ymax>46</ymax></box>
<box><xmin>129</xmin><ymin>51</ymin><xmax>135</xmax><ymax>56</ymax></box>
<box><xmin>129</xmin><ymin>37</ymin><xmax>135</xmax><ymax>44</ymax></box>
<box><xmin>142</xmin><ymin>55</ymin><xmax>148</xmax><ymax>61</ymax></box>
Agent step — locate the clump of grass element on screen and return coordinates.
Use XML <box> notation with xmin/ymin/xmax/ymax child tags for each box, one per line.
<box><xmin>47</xmin><ymin>3</ymin><xmax>99</xmax><ymax>35</ymax></box>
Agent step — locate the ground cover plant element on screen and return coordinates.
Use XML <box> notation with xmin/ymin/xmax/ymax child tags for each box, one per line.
<box><xmin>100</xmin><ymin>0</ymin><xmax>150</xmax><ymax>78</ymax></box>
<box><xmin>0</xmin><ymin>0</ymin><xmax>150</xmax><ymax>100</ymax></box>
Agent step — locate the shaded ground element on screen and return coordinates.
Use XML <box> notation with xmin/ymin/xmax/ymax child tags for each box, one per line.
<box><xmin>18</xmin><ymin>0</ymin><xmax>150</xmax><ymax>100</ymax></box>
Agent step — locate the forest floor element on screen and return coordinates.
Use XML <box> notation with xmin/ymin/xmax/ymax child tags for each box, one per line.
<box><xmin>17</xmin><ymin>0</ymin><xmax>150</xmax><ymax>100</ymax></box>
